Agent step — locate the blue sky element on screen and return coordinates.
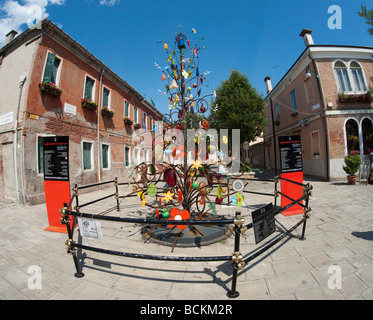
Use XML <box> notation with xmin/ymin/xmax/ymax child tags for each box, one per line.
<box><xmin>1</xmin><ymin>0</ymin><xmax>372</xmax><ymax>115</ymax></box>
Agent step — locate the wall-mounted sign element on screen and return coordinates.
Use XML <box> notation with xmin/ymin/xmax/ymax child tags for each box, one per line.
<box><xmin>43</xmin><ymin>136</ymin><xmax>69</xmax><ymax>181</ymax></box>
<box><xmin>0</xmin><ymin>111</ymin><xmax>13</xmax><ymax>126</ymax></box>
<box><xmin>64</xmin><ymin>103</ymin><xmax>76</xmax><ymax>115</ymax></box>
<box><xmin>279</xmin><ymin>135</ymin><xmax>303</xmax><ymax>173</ymax></box>
<box><xmin>252</xmin><ymin>203</ymin><xmax>276</xmax><ymax>244</ymax></box>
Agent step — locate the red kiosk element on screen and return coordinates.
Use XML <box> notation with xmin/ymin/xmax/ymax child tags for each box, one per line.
<box><xmin>279</xmin><ymin>135</ymin><xmax>304</xmax><ymax>216</ymax></box>
<box><xmin>43</xmin><ymin>136</ymin><xmax>71</xmax><ymax>233</ymax></box>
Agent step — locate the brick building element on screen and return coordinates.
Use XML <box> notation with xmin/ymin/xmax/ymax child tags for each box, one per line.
<box><xmin>251</xmin><ymin>29</ymin><xmax>373</xmax><ymax>181</ymax></box>
<box><xmin>0</xmin><ymin>19</ymin><xmax>162</xmax><ymax>204</ymax></box>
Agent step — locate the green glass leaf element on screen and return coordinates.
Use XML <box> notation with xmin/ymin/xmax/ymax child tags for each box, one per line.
<box><xmin>217</xmin><ymin>185</ymin><xmax>222</xmax><ymax>199</ymax></box>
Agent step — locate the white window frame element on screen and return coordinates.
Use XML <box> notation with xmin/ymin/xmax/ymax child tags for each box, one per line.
<box><xmin>333</xmin><ymin>60</ymin><xmax>352</xmax><ymax>93</ymax></box>
<box><xmin>310</xmin><ymin>130</ymin><xmax>321</xmax><ymax>158</ymax></box>
<box><xmin>125</xmin><ymin>146</ymin><xmax>131</xmax><ymax>167</ymax></box>
<box><xmin>102</xmin><ymin>86</ymin><xmax>111</xmax><ymax>109</ymax></box>
<box><xmin>82</xmin><ymin>140</ymin><xmax>94</xmax><ymax>171</ymax></box>
<box><xmin>124</xmin><ymin>100</ymin><xmax>129</xmax><ymax>118</ymax></box>
<box><xmin>83</xmin><ymin>74</ymin><xmax>96</xmax><ymax>101</ymax></box>
<box><xmin>133</xmin><ymin>106</ymin><xmax>138</xmax><ymax>124</ymax></box>
<box><xmin>143</xmin><ymin>112</ymin><xmax>147</xmax><ymax>129</ymax></box>
<box><xmin>149</xmin><ymin>116</ymin><xmax>153</xmax><ymax>130</ymax></box>
<box><xmin>348</xmin><ymin>60</ymin><xmax>368</xmax><ymax>93</ymax></box>
<box><xmin>303</xmin><ymin>77</ymin><xmax>315</xmax><ymax>103</ymax></box>
<box><xmin>101</xmin><ymin>142</ymin><xmax>111</xmax><ymax>170</ymax></box>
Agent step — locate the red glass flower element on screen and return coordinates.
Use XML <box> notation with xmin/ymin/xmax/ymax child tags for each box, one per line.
<box><xmin>172</xmin><ymin>145</ymin><xmax>185</xmax><ymax>160</ymax></box>
<box><xmin>168</xmin><ymin>208</ymin><xmax>190</xmax><ymax>230</ymax></box>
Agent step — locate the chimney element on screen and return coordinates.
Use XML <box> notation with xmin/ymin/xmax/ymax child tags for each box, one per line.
<box><xmin>264</xmin><ymin>76</ymin><xmax>272</xmax><ymax>94</ymax></box>
<box><xmin>3</xmin><ymin>30</ymin><xmax>18</xmax><ymax>47</ymax></box>
<box><xmin>300</xmin><ymin>29</ymin><xmax>314</xmax><ymax>47</ymax></box>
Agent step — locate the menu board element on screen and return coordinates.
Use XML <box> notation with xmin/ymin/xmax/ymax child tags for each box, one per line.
<box><xmin>252</xmin><ymin>203</ymin><xmax>276</xmax><ymax>244</ymax></box>
<box><xmin>43</xmin><ymin>136</ymin><xmax>69</xmax><ymax>181</ymax></box>
<box><xmin>279</xmin><ymin>135</ymin><xmax>303</xmax><ymax>173</ymax></box>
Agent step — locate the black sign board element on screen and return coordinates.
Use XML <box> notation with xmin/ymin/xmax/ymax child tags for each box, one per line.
<box><xmin>252</xmin><ymin>203</ymin><xmax>276</xmax><ymax>244</ymax></box>
<box><xmin>278</xmin><ymin>135</ymin><xmax>303</xmax><ymax>173</ymax></box>
<box><xmin>43</xmin><ymin>136</ymin><xmax>69</xmax><ymax>181</ymax></box>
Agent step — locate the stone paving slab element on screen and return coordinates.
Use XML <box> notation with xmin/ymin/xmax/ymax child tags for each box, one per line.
<box><xmin>0</xmin><ymin>172</ymin><xmax>372</xmax><ymax>301</ymax></box>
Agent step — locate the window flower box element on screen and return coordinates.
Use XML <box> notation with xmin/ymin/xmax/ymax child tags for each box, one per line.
<box><xmin>39</xmin><ymin>81</ymin><xmax>62</xmax><ymax>97</ymax></box>
<box><xmin>123</xmin><ymin>116</ymin><xmax>133</xmax><ymax>125</ymax></box>
<box><xmin>81</xmin><ymin>99</ymin><xmax>97</xmax><ymax>111</ymax></box>
<box><xmin>338</xmin><ymin>91</ymin><xmax>372</xmax><ymax>103</ymax></box>
<box><xmin>134</xmin><ymin>123</ymin><xmax>141</xmax><ymax>129</ymax></box>
<box><xmin>101</xmin><ymin>106</ymin><xmax>114</xmax><ymax>117</ymax></box>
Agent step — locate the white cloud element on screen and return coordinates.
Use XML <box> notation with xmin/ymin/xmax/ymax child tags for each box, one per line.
<box><xmin>0</xmin><ymin>0</ymin><xmax>65</xmax><ymax>47</ymax></box>
<box><xmin>99</xmin><ymin>0</ymin><xmax>120</xmax><ymax>7</ymax></box>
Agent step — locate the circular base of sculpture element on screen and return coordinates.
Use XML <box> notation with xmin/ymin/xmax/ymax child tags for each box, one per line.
<box><xmin>142</xmin><ymin>224</ymin><xmax>231</xmax><ymax>247</ymax></box>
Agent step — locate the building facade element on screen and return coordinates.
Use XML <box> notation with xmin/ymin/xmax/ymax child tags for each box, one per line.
<box><xmin>251</xmin><ymin>29</ymin><xmax>373</xmax><ymax>181</ymax></box>
<box><xmin>0</xmin><ymin>19</ymin><xmax>162</xmax><ymax>204</ymax></box>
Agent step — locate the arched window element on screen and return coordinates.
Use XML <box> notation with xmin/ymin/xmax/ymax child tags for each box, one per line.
<box><xmin>334</xmin><ymin>61</ymin><xmax>352</xmax><ymax>92</ymax></box>
<box><xmin>362</xmin><ymin>118</ymin><xmax>373</xmax><ymax>155</ymax></box>
<box><xmin>350</xmin><ymin>61</ymin><xmax>367</xmax><ymax>92</ymax></box>
<box><xmin>346</xmin><ymin>119</ymin><xmax>359</xmax><ymax>154</ymax></box>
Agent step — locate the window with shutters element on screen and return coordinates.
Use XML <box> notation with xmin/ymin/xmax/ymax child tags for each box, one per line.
<box><xmin>83</xmin><ymin>76</ymin><xmax>95</xmax><ymax>101</ymax></box>
<box><xmin>290</xmin><ymin>90</ymin><xmax>298</xmax><ymax>113</ymax></box>
<box><xmin>124</xmin><ymin>101</ymin><xmax>129</xmax><ymax>117</ymax></box>
<box><xmin>134</xmin><ymin>106</ymin><xmax>138</xmax><ymax>123</ymax></box>
<box><xmin>102</xmin><ymin>87</ymin><xmax>110</xmax><ymax>108</ymax></box>
<box><xmin>102</xmin><ymin>143</ymin><xmax>110</xmax><ymax>169</ymax></box>
<box><xmin>82</xmin><ymin>141</ymin><xmax>93</xmax><ymax>170</ymax></box>
<box><xmin>43</xmin><ymin>52</ymin><xmax>61</xmax><ymax>85</ymax></box>
<box><xmin>125</xmin><ymin>146</ymin><xmax>130</xmax><ymax>167</ymax></box>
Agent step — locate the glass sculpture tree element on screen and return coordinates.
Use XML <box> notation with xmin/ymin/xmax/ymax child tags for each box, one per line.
<box><xmin>126</xmin><ymin>29</ymin><xmax>246</xmax><ymax>249</ymax></box>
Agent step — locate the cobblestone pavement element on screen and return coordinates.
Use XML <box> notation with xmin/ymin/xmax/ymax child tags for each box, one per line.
<box><xmin>0</xmin><ymin>172</ymin><xmax>372</xmax><ymax>300</ymax></box>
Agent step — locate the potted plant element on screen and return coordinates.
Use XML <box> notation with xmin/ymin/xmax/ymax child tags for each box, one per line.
<box><xmin>343</xmin><ymin>151</ymin><xmax>362</xmax><ymax>185</ymax></box>
<box><xmin>39</xmin><ymin>81</ymin><xmax>62</xmax><ymax>97</ymax></box>
<box><xmin>123</xmin><ymin>116</ymin><xmax>133</xmax><ymax>125</ymax></box>
<box><xmin>101</xmin><ymin>106</ymin><xmax>114</xmax><ymax>117</ymax></box>
<box><xmin>81</xmin><ymin>98</ymin><xmax>97</xmax><ymax>111</ymax></box>
<box><xmin>134</xmin><ymin>123</ymin><xmax>141</xmax><ymax>129</ymax></box>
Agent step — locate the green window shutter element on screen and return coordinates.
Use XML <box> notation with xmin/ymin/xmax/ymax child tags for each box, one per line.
<box><xmin>102</xmin><ymin>88</ymin><xmax>109</xmax><ymax>107</ymax></box>
<box><xmin>84</xmin><ymin>77</ymin><xmax>94</xmax><ymax>100</ymax></box>
<box><xmin>124</xmin><ymin>101</ymin><xmax>129</xmax><ymax>117</ymax></box>
<box><xmin>102</xmin><ymin>145</ymin><xmax>109</xmax><ymax>169</ymax></box>
<box><xmin>134</xmin><ymin>106</ymin><xmax>138</xmax><ymax>123</ymax></box>
<box><xmin>51</xmin><ymin>57</ymin><xmax>60</xmax><ymax>84</ymax></box>
<box><xmin>125</xmin><ymin>147</ymin><xmax>130</xmax><ymax>167</ymax></box>
<box><xmin>83</xmin><ymin>142</ymin><xmax>92</xmax><ymax>170</ymax></box>
<box><xmin>43</xmin><ymin>52</ymin><xmax>56</xmax><ymax>83</ymax></box>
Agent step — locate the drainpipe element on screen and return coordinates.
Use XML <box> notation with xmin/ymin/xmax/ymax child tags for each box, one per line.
<box><xmin>310</xmin><ymin>56</ymin><xmax>330</xmax><ymax>181</ymax></box>
<box><xmin>14</xmin><ymin>74</ymin><xmax>27</xmax><ymax>204</ymax></box>
<box><xmin>97</xmin><ymin>66</ymin><xmax>104</xmax><ymax>183</ymax></box>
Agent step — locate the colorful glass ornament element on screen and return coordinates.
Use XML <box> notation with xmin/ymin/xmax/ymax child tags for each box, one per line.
<box><xmin>147</xmin><ymin>184</ymin><xmax>157</xmax><ymax>197</ymax></box>
<box><xmin>164</xmin><ymin>169</ymin><xmax>177</xmax><ymax>187</ymax></box>
<box><xmin>162</xmin><ymin>209</ymin><xmax>170</xmax><ymax>219</ymax></box>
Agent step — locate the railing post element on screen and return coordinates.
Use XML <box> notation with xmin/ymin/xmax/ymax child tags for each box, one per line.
<box><xmin>114</xmin><ymin>177</ymin><xmax>120</xmax><ymax>211</ymax></box>
<box><xmin>227</xmin><ymin>211</ymin><xmax>245</xmax><ymax>299</ymax></box>
<box><xmin>60</xmin><ymin>203</ymin><xmax>84</xmax><ymax>278</ymax></box>
<box><xmin>300</xmin><ymin>184</ymin><xmax>312</xmax><ymax>241</ymax></box>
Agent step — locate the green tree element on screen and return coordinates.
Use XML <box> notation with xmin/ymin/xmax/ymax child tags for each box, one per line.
<box><xmin>358</xmin><ymin>5</ymin><xmax>373</xmax><ymax>35</ymax></box>
<box><xmin>210</xmin><ymin>70</ymin><xmax>266</xmax><ymax>144</ymax></box>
